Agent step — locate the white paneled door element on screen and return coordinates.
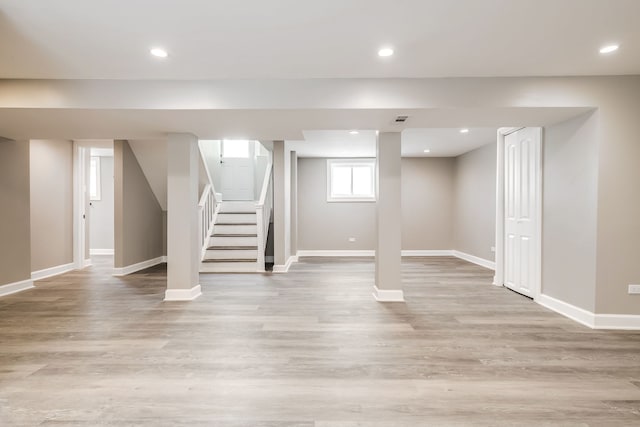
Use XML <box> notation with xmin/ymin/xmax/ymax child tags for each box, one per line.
<box><xmin>503</xmin><ymin>128</ymin><xmax>541</xmax><ymax>298</ymax></box>
<box><xmin>220</xmin><ymin>140</ymin><xmax>255</xmax><ymax>201</ymax></box>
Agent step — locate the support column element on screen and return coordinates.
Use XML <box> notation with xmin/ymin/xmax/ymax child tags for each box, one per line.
<box><xmin>374</xmin><ymin>132</ymin><xmax>404</xmax><ymax>302</ymax></box>
<box><xmin>165</xmin><ymin>133</ymin><xmax>201</xmax><ymax>301</ymax></box>
<box><xmin>273</xmin><ymin>140</ymin><xmax>294</xmax><ymax>272</ymax></box>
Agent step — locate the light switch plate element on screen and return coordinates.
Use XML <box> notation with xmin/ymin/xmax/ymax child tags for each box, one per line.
<box><xmin>628</xmin><ymin>284</ymin><xmax>640</xmax><ymax>294</ymax></box>
<box><xmin>348</xmin><ymin>237</ymin><xmax>356</xmax><ymax>242</ymax></box>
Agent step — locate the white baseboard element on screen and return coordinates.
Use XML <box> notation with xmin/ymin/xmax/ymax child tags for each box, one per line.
<box><xmin>31</xmin><ymin>262</ymin><xmax>75</xmax><ymax>281</ymax></box>
<box><xmin>593</xmin><ymin>314</ymin><xmax>640</xmax><ymax>330</ymax></box>
<box><xmin>164</xmin><ymin>285</ymin><xmax>202</xmax><ymax>301</ymax></box>
<box><xmin>452</xmin><ymin>250</ymin><xmax>496</xmax><ymax>270</ymax></box>
<box><xmin>83</xmin><ymin>258</ymin><xmax>92</xmax><ymax>268</ymax></box>
<box><xmin>402</xmin><ymin>250</ymin><xmax>453</xmax><ymax>257</ymax></box>
<box><xmin>373</xmin><ymin>285</ymin><xmax>404</xmax><ymax>302</ymax></box>
<box><xmin>161</xmin><ymin>256</ymin><xmax>168</xmax><ymax>263</ymax></box>
<box><xmin>297</xmin><ymin>250</ymin><xmax>375</xmax><ymax>257</ymax></box>
<box><xmin>537</xmin><ymin>293</ymin><xmax>640</xmax><ymax>330</ymax></box>
<box><xmin>273</xmin><ymin>255</ymin><xmax>298</xmax><ymax>273</ymax></box>
<box><xmin>537</xmin><ymin>293</ymin><xmax>595</xmax><ymax>328</ymax></box>
<box><xmin>0</xmin><ymin>279</ymin><xmax>35</xmax><ymax>297</ymax></box>
<box><xmin>90</xmin><ymin>249</ymin><xmax>114</xmax><ymax>256</ymax></box>
<box><xmin>113</xmin><ymin>256</ymin><xmax>165</xmax><ymax>276</ymax></box>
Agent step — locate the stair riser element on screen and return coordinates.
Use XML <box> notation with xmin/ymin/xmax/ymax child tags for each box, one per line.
<box><xmin>200</xmin><ymin>262</ymin><xmax>258</xmax><ymax>273</ymax></box>
<box><xmin>214</xmin><ymin>225</ymin><xmax>257</xmax><ymax>235</ymax></box>
<box><xmin>216</xmin><ymin>213</ymin><xmax>257</xmax><ymax>224</ymax></box>
<box><xmin>205</xmin><ymin>250</ymin><xmax>258</xmax><ymax>260</ymax></box>
<box><xmin>209</xmin><ymin>236</ymin><xmax>258</xmax><ymax>247</ymax></box>
<box><xmin>219</xmin><ymin>201</ymin><xmax>256</xmax><ymax>214</ymax></box>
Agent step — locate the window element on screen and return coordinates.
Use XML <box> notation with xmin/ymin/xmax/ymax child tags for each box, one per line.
<box><xmin>327</xmin><ymin>159</ymin><xmax>376</xmax><ymax>202</ymax></box>
<box><xmin>222</xmin><ymin>139</ymin><xmax>250</xmax><ymax>158</ymax></box>
<box><xmin>89</xmin><ymin>156</ymin><xmax>101</xmax><ymax>201</ymax></box>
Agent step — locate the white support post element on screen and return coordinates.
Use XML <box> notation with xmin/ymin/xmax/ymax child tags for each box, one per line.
<box><xmin>165</xmin><ymin>133</ymin><xmax>202</xmax><ymax>301</ymax></box>
<box><xmin>373</xmin><ymin>132</ymin><xmax>404</xmax><ymax>302</ymax></box>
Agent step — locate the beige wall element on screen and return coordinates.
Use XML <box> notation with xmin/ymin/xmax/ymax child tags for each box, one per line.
<box><xmin>29</xmin><ymin>140</ymin><xmax>74</xmax><ymax>272</ymax></box>
<box><xmin>114</xmin><ymin>140</ymin><xmax>164</xmax><ymax>268</ymax></box>
<box><xmin>543</xmin><ymin>112</ymin><xmax>599</xmax><ymax>312</ymax></box>
<box><xmin>297</xmin><ymin>158</ymin><xmax>376</xmax><ymax>251</ymax></box>
<box><xmin>453</xmin><ymin>143</ymin><xmax>496</xmax><ymax>261</ymax></box>
<box><xmin>0</xmin><ymin>139</ymin><xmax>31</xmax><ymax>286</ymax></box>
<box><xmin>594</xmin><ymin>80</ymin><xmax>640</xmax><ymax>314</ymax></box>
<box><xmin>297</xmin><ymin>157</ymin><xmax>456</xmax><ymax>251</ymax></box>
<box><xmin>402</xmin><ymin>158</ymin><xmax>455</xmax><ymax>250</ymax></box>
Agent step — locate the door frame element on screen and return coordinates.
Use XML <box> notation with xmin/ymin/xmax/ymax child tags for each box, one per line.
<box><xmin>72</xmin><ymin>142</ymin><xmax>89</xmax><ymax>269</ymax></box>
<box><xmin>494</xmin><ymin>127</ymin><xmax>543</xmax><ymax>300</ymax></box>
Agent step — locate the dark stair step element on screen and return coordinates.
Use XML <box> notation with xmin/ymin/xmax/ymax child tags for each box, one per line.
<box><xmin>202</xmin><ymin>259</ymin><xmax>257</xmax><ymax>263</ymax></box>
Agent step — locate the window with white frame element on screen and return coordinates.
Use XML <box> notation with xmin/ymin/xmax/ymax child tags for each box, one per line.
<box><xmin>327</xmin><ymin>159</ymin><xmax>376</xmax><ymax>202</ymax></box>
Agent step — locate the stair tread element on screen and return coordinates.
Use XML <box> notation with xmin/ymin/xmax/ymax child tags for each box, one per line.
<box><xmin>213</xmin><ymin>233</ymin><xmax>257</xmax><ymax>237</ymax></box>
<box><xmin>218</xmin><ymin>211</ymin><xmax>256</xmax><ymax>215</ymax></box>
<box><xmin>207</xmin><ymin>246</ymin><xmax>258</xmax><ymax>250</ymax></box>
<box><xmin>202</xmin><ymin>259</ymin><xmax>257</xmax><ymax>263</ymax></box>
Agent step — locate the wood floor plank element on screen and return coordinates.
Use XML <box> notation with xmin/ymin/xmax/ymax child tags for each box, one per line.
<box><xmin>0</xmin><ymin>255</ymin><xmax>639</xmax><ymax>426</ymax></box>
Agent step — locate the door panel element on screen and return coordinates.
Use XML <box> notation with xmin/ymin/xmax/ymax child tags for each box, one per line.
<box><xmin>504</xmin><ymin>128</ymin><xmax>540</xmax><ymax>298</ymax></box>
<box><xmin>220</xmin><ymin>141</ymin><xmax>255</xmax><ymax>201</ymax></box>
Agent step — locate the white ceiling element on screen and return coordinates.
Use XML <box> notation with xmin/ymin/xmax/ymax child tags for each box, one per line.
<box><xmin>0</xmin><ymin>0</ymin><xmax>638</xmax><ymax>79</ymax></box>
<box><xmin>292</xmin><ymin>128</ymin><xmax>497</xmax><ymax>158</ymax></box>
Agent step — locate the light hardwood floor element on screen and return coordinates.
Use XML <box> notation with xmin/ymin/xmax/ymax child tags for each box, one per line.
<box><xmin>1</xmin><ymin>256</ymin><xmax>639</xmax><ymax>426</ymax></box>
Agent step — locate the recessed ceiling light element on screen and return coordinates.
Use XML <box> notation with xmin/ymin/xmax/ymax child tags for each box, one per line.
<box><xmin>599</xmin><ymin>44</ymin><xmax>619</xmax><ymax>54</ymax></box>
<box><xmin>150</xmin><ymin>47</ymin><xmax>168</xmax><ymax>58</ymax></box>
<box><xmin>460</xmin><ymin>128</ymin><xmax>470</xmax><ymax>134</ymax></box>
<box><xmin>423</xmin><ymin>149</ymin><xmax>431</xmax><ymax>153</ymax></box>
<box><xmin>378</xmin><ymin>47</ymin><xmax>394</xmax><ymax>57</ymax></box>
<box><xmin>349</xmin><ymin>130</ymin><xmax>359</xmax><ymax>135</ymax></box>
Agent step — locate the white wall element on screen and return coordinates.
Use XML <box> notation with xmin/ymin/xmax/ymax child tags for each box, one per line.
<box><xmin>89</xmin><ymin>155</ymin><xmax>114</xmax><ymax>252</ymax></box>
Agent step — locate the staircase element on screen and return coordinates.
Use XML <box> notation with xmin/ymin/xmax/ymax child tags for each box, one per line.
<box><xmin>201</xmin><ymin>201</ymin><xmax>261</xmax><ymax>273</ymax></box>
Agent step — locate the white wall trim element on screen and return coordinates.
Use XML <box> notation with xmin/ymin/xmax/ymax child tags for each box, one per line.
<box><xmin>593</xmin><ymin>314</ymin><xmax>640</xmax><ymax>330</ymax></box>
<box><xmin>31</xmin><ymin>262</ymin><xmax>75</xmax><ymax>281</ymax></box>
<box><xmin>83</xmin><ymin>258</ymin><xmax>92</xmax><ymax>268</ymax></box>
<box><xmin>90</xmin><ymin>249</ymin><xmax>114</xmax><ymax>256</ymax></box>
<box><xmin>113</xmin><ymin>256</ymin><xmax>165</xmax><ymax>276</ymax></box>
<box><xmin>297</xmin><ymin>250</ymin><xmax>375</xmax><ymax>257</ymax></box>
<box><xmin>273</xmin><ymin>255</ymin><xmax>298</xmax><ymax>273</ymax></box>
<box><xmin>164</xmin><ymin>285</ymin><xmax>202</xmax><ymax>301</ymax></box>
<box><xmin>452</xmin><ymin>250</ymin><xmax>496</xmax><ymax>270</ymax></box>
<box><xmin>402</xmin><ymin>250</ymin><xmax>453</xmax><ymax>257</ymax></box>
<box><xmin>537</xmin><ymin>293</ymin><xmax>595</xmax><ymax>328</ymax></box>
<box><xmin>373</xmin><ymin>286</ymin><xmax>404</xmax><ymax>302</ymax></box>
<box><xmin>0</xmin><ymin>279</ymin><xmax>35</xmax><ymax>297</ymax></box>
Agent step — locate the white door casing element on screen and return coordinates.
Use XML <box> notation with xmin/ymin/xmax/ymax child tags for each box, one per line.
<box><xmin>220</xmin><ymin>140</ymin><xmax>255</xmax><ymax>201</ymax></box>
<box><xmin>495</xmin><ymin>127</ymin><xmax>542</xmax><ymax>299</ymax></box>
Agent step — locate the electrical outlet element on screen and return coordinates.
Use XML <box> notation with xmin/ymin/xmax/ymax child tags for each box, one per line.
<box><xmin>491</xmin><ymin>246</ymin><xmax>496</xmax><ymax>253</ymax></box>
<box><xmin>348</xmin><ymin>237</ymin><xmax>356</xmax><ymax>242</ymax></box>
<box><xmin>628</xmin><ymin>284</ymin><xmax>640</xmax><ymax>294</ymax></box>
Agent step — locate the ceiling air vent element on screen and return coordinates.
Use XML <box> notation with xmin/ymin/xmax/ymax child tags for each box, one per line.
<box><xmin>395</xmin><ymin>115</ymin><xmax>409</xmax><ymax>123</ymax></box>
